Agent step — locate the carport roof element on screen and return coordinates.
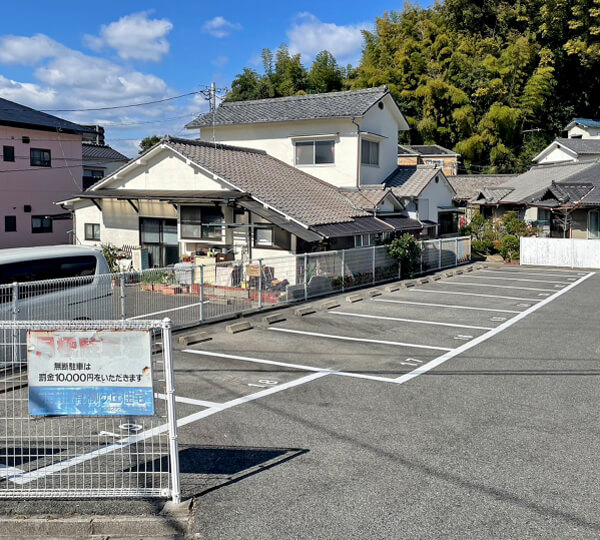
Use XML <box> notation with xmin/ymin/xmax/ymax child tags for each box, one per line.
<box><xmin>311</xmin><ymin>216</ymin><xmax>393</xmax><ymax>238</ymax></box>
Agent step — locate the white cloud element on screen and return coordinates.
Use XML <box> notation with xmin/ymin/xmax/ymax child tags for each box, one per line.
<box><xmin>202</xmin><ymin>16</ymin><xmax>242</xmax><ymax>38</ymax></box>
<box><xmin>83</xmin><ymin>12</ymin><xmax>173</xmax><ymax>62</ymax></box>
<box><xmin>0</xmin><ymin>34</ymin><xmax>64</xmax><ymax>65</ymax></box>
<box><xmin>212</xmin><ymin>55</ymin><xmax>229</xmax><ymax>67</ymax></box>
<box><xmin>287</xmin><ymin>13</ymin><xmax>369</xmax><ymax>65</ymax></box>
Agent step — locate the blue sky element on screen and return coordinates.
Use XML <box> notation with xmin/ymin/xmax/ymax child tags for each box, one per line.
<box><xmin>0</xmin><ymin>1</ymin><xmax>431</xmax><ymax>156</ymax></box>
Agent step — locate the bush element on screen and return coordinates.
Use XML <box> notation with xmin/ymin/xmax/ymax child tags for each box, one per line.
<box><xmin>472</xmin><ymin>239</ymin><xmax>495</xmax><ymax>254</ymax></box>
<box><xmin>499</xmin><ymin>235</ymin><xmax>520</xmax><ymax>261</ymax></box>
<box><xmin>389</xmin><ymin>233</ymin><xmax>423</xmax><ymax>278</ymax></box>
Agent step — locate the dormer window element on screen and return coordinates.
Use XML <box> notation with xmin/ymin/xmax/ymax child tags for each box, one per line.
<box><xmin>295</xmin><ymin>140</ymin><xmax>335</xmax><ymax>165</ymax></box>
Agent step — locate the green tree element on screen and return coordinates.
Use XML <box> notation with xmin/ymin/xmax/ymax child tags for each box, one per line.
<box><xmin>139</xmin><ymin>135</ymin><xmax>161</xmax><ymax>154</ymax></box>
<box><xmin>308</xmin><ymin>51</ymin><xmax>344</xmax><ymax>93</ymax></box>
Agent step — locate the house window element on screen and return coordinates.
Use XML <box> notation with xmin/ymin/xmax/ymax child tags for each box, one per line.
<box><xmin>32</xmin><ymin>215</ymin><xmax>52</xmax><ymax>233</ymax></box>
<box><xmin>589</xmin><ymin>210</ymin><xmax>600</xmax><ymax>239</ymax></box>
<box><xmin>252</xmin><ymin>226</ymin><xmax>291</xmax><ymax>250</ymax></box>
<box><xmin>254</xmin><ymin>227</ymin><xmax>273</xmax><ymax>247</ymax></box>
<box><xmin>295</xmin><ymin>140</ymin><xmax>335</xmax><ymax>165</ymax></box>
<box><xmin>4</xmin><ymin>216</ymin><xmax>16</xmax><ymax>232</ymax></box>
<box><xmin>180</xmin><ymin>206</ymin><xmax>224</xmax><ymax>240</ymax></box>
<box><xmin>361</xmin><ymin>139</ymin><xmax>379</xmax><ymax>166</ymax></box>
<box><xmin>3</xmin><ymin>146</ymin><xmax>14</xmax><ymax>162</ymax></box>
<box><xmin>84</xmin><ymin>223</ymin><xmax>100</xmax><ymax>241</ymax></box>
<box><xmin>354</xmin><ymin>233</ymin><xmax>377</xmax><ymax>247</ymax></box>
<box><xmin>83</xmin><ymin>169</ymin><xmax>104</xmax><ymax>190</ymax></box>
<box><xmin>30</xmin><ymin>148</ymin><xmax>51</xmax><ymax>167</ymax></box>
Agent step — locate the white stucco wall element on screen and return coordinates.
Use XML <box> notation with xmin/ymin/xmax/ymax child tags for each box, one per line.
<box><xmin>73</xmin><ymin>202</ymin><xmax>103</xmax><ymax>246</ymax></box>
<box><xmin>568</xmin><ymin>125</ymin><xmax>600</xmax><ymax>139</ymax></box>
<box><xmin>106</xmin><ymin>147</ymin><xmax>228</xmax><ymax>192</ymax></box>
<box><xmin>538</xmin><ymin>145</ymin><xmax>578</xmax><ymax>164</ymax></box>
<box><xmin>197</xmin><ymin>118</ymin><xmax>360</xmax><ymax>188</ymax></box>
<box><xmin>418</xmin><ymin>173</ymin><xmax>455</xmax><ymax>224</ymax></box>
<box><xmin>359</xmin><ymin>94</ymin><xmax>403</xmax><ymax>185</ymax></box>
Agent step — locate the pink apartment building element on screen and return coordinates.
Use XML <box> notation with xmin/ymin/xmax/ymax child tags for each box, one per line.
<box><xmin>0</xmin><ymin>98</ymin><xmax>94</xmax><ymax>248</ymax></box>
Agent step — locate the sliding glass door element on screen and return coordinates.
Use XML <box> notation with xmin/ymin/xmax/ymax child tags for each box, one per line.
<box><xmin>140</xmin><ymin>218</ymin><xmax>179</xmax><ymax>267</ymax></box>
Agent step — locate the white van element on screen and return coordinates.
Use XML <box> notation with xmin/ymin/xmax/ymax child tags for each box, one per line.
<box><xmin>0</xmin><ymin>245</ymin><xmax>113</xmax><ymax>321</ymax></box>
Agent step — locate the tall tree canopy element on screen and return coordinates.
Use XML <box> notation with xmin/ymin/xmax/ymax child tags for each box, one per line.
<box><xmin>226</xmin><ymin>1</ymin><xmax>600</xmax><ymax>173</ymax></box>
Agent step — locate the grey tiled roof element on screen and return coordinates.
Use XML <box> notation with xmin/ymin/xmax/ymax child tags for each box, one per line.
<box><xmin>499</xmin><ymin>160</ymin><xmax>599</xmax><ymax>203</ymax></box>
<box><xmin>164</xmin><ymin>137</ymin><xmax>367</xmax><ymax>226</ymax></box>
<box><xmin>186</xmin><ymin>87</ymin><xmax>389</xmax><ymax>128</ymax></box>
<box><xmin>556</xmin><ymin>138</ymin><xmax>600</xmax><ymax>155</ymax></box>
<box><xmin>0</xmin><ymin>97</ymin><xmax>94</xmax><ymax>134</ymax></box>
<box><xmin>472</xmin><ymin>187</ymin><xmax>514</xmax><ymax>204</ymax></box>
<box><xmin>448</xmin><ymin>174</ymin><xmax>517</xmax><ymax>201</ymax></box>
<box><xmin>341</xmin><ymin>188</ymin><xmax>391</xmax><ymax>210</ymax></box>
<box><xmin>528</xmin><ymin>183</ymin><xmax>595</xmax><ymax>208</ymax></box>
<box><xmin>382</xmin><ymin>165</ymin><xmax>444</xmax><ymax>197</ymax></box>
<box><xmin>82</xmin><ymin>144</ymin><xmax>129</xmax><ymax>161</ymax></box>
<box><xmin>398</xmin><ymin>144</ymin><xmax>458</xmax><ymax>156</ymax></box>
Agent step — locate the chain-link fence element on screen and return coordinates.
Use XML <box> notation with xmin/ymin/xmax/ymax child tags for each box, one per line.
<box><xmin>0</xmin><ymin>237</ymin><xmax>471</xmax><ymax>329</ymax></box>
<box><xmin>0</xmin><ymin>319</ymin><xmax>180</xmax><ymax>501</ymax></box>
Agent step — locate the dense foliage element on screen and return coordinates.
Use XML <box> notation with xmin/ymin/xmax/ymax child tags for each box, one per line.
<box><xmin>389</xmin><ymin>233</ymin><xmax>424</xmax><ymax>278</ymax></box>
<box><xmin>227</xmin><ymin>1</ymin><xmax>600</xmax><ymax>173</ymax></box>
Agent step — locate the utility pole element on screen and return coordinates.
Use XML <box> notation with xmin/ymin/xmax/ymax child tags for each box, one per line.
<box><xmin>198</xmin><ymin>82</ymin><xmax>227</xmax><ymax>143</ymax></box>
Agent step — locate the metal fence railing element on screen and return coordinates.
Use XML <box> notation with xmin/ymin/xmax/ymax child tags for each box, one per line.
<box><xmin>0</xmin><ymin>319</ymin><xmax>180</xmax><ymax>501</ymax></box>
<box><xmin>0</xmin><ymin>237</ymin><xmax>471</xmax><ymax>329</ymax></box>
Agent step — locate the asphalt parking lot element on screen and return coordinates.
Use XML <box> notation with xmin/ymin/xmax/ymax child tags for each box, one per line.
<box><xmin>153</xmin><ymin>263</ymin><xmax>599</xmax><ymax>539</ymax></box>
<box><xmin>3</xmin><ymin>263</ymin><xmax>600</xmax><ymax>539</ymax></box>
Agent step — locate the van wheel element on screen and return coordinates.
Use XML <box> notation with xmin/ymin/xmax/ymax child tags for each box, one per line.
<box><xmin>73</xmin><ymin>316</ymin><xmax>91</xmax><ymax>321</ymax></box>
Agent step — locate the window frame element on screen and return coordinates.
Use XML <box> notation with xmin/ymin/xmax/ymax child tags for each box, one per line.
<box><xmin>3</xmin><ymin>146</ymin><xmax>14</xmax><ymax>162</ymax></box>
<box><xmin>84</xmin><ymin>223</ymin><xmax>100</xmax><ymax>241</ymax></box>
<box><xmin>179</xmin><ymin>205</ymin><xmax>225</xmax><ymax>241</ymax></box>
<box><xmin>30</xmin><ymin>148</ymin><xmax>51</xmax><ymax>167</ymax></box>
<box><xmin>294</xmin><ymin>139</ymin><xmax>335</xmax><ymax>166</ymax></box>
<box><xmin>31</xmin><ymin>215</ymin><xmax>53</xmax><ymax>234</ymax></box>
<box><xmin>361</xmin><ymin>139</ymin><xmax>380</xmax><ymax>167</ymax></box>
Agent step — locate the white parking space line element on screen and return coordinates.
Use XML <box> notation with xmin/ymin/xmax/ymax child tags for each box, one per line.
<box><xmin>408</xmin><ymin>289</ymin><xmax>542</xmax><ymax>302</ymax></box>
<box><xmin>457</xmin><ymin>275</ymin><xmax>571</xmax><ymax>285</ymax></box>
<box><xmin>268</xmin><ymin>327</ymin><xmax>454</xmax><ymax>352</ymax></box>
<box><xmin>330</xmin><ymin>311</ymin><xmax>494</xmax><ymax>331</ymax></box>
<box><xmin>127</xmin><ymin>301</ymin><xmax>209</xmax><ymax>320</ymax></box>
<box><xmin>10</xmin><ymin>371</ymin><xmax>329</xmax><ymax>485</ymax></box>
<box><xmin>182</xmin><ymin>349</ymin><xmax>327</xmax><ymax>373</ymax></box>
<box><xmin>437</xmin><ymin>281</ymin><xmax>559</xmax><ymax>292</ymax></box>
<box><xmin>155</xmin><ymin>393</ymin><xmax>222</xmax><ymax>408</ymax></box>
<box><xmin>394</xmin><ymin>272</ymin><xmax>594</xmax><ymax>385</ymax></box>
<box><xmin>374</xmin><ymin>299</ymin><xmax>522</xmax><ymax>314</ymax></box>
<box><xmin>0</xmin><ymin>465</ymin><xmax>25</xmax><ymax>478</ymax></box>
<box><xmin>183</xmin><ymin>349</ymin><xmax>403</xmax><ymax>384</ymax></box>
<box><xmin>482</xmin><ymin>269</ymin><xmax>584</xmax><ymax>277</ymax></box>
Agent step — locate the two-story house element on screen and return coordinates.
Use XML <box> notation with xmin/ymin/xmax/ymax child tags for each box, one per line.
<box><xmin>533</xmin><ymin>118</ymin><xmax>600</xmax><ymax>164</ymax></box>
<box><xmin>0</xmin><ymin>97</ymin><xmax>94</xmax><ymax>248</ymax></box>
<box><xmin>62</xmin><ymin>87</ymin><xmax>455</xmax><ymax>268</ymax></box>
<box><xmin>81</xmin><ymin>125</ymin><xmax>129</xmax><ymax>190</ymax></box>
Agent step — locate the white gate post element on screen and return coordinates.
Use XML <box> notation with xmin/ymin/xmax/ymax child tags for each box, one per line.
<box><xmin>199</xmin><ymin>265</ymin><xmax>205</xmax><ymax>323</ymax></box>
<box><xmin>120</xmin><ymin>272</ymin><xmax>126</xmax><ymax>321</ymax></box>
<box><xmin>372</xmin><ymin>245</ymin><xmax>376</xmax><ymax>284</ymax></box>
<box><xmin>162</xmin><ymin>318</ymin><xmax>181</xmax><ymax>504</ymax></box>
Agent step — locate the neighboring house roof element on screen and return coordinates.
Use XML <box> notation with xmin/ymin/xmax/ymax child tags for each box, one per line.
<box><xmin>498</xmin><ymin>160</ymin><xmax>599</xmax><ymax>203</ymax></box>
<box><xmin>528</xmin><ymin>182</ymin><xmax>596</xmax><ymax>208</ymax></box>
<box><xmin>340</xmin><ymin>187</ymin><xmax>395</xmax><ymax>210</ymax></box>
<box><xmin>82</xmin><ymin>144</ymin><xmax>129</xmax><ymax>161</ymax></box>
<box><xmin>564</xmin><ymin>118</ymin><xmax>600</xmax><ymax>130</ymax></box>
<box><xmin>471</xmin><ymin>187</ymin><xmax>514</xmax><ymax>204</ymax></box>
<box><xmin>382</xmin><ymin>165</ymin><xmax>455</xmax><ymax>198</ymax></box>
<box><xmin>397</xmin><ymin>144</ymin><xmax>459</xmax><ymax>157</ymax></box>
<box><xmin>553</xmin><ymin>138</ymin><xmax>600</xmax><ymax>155</ymax></box>
<box><xmin>448</xmin><ymin>174</ymin><xmax>517</xmax><ymax>202</ymax></box>
<box><xmin>186</xmin><ymin>87</ymin><xmax>399</xmax><ymax>128</ymax></box>
<box><xmin>0</xmin><ymin>97</ymin><xmax>94</xmax><ymax>134</ymax></box>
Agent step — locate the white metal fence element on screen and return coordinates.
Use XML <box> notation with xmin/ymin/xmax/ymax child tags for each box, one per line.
<box><xmin>0</xmin><ymin>237</ymin><xmax>471</xmax><ymax>329</ymax></box>
<box><xmin>0</xmin><ymin>319</ymin><xmax>180</xmax><ymax>501</ymax></box>
<box><xmin>520</xmin><ymin>237</ymin><xmax>600</xmax><ymax>269</ymax></box>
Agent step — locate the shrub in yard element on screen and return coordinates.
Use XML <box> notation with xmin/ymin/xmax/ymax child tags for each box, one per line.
<box><xmin>389</xmin><ymin>233</ymin><xmax>423</xmax><ymax>278</ymax></box>
<box><xmin>472</xmin><ymin>239</ymin><xmax>495</xmax><ymax>255</ymax></box>
<box><xmin>499</xmin><ymin>235</ymin><xmax>520</xmax><ymax>261</ymax></box>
